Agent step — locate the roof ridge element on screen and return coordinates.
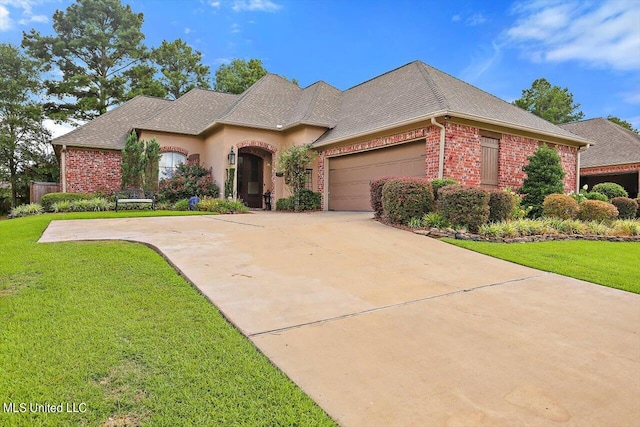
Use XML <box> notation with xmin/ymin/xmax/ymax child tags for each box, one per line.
<box><xmin>416</xmin><ymin>61</ymin><xmax>449</xmax><ymax>110</ymax></box>
<box><xmin>343</xmin><ymin>60</ymin><xmax>422</xmax><ymax>92</ymax></box>
<box><xmin>299</xmin><ymin>82</ymin><xmax>323</xmax><ymax>123</ymax></box>
<box><xmin>217</xmin><ymin>73</ymin><xmax>274</xmax><ymax>122</ymax></box>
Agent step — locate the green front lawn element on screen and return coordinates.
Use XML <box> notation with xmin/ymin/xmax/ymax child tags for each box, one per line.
<box><xmin>444</xmin><ymin>239</ymin><xmax>640</xmax><ymax>294</ymax></box>
<box><xmin>0</xmin><ymin>213</ymin><xmax>335</xmax><ymax>426</ymax></box>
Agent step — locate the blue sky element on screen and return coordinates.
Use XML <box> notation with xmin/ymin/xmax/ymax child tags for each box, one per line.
<box><xmin>1</xmin><ymin>0</ymin><xmax>639</xmax><ymax>136</ymax></box>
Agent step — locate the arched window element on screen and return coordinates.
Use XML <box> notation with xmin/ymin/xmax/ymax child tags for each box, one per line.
<box><xmin>159</xmin><ymin>152</ymin><xmax>186</xmax><ymax>180</ymax></box>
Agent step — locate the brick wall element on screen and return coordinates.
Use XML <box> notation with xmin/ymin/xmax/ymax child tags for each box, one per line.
<box><xmin>443</xmin><ymin>123</ymin><xmax>481</xmax><ymax>185</ymax></box>
<box><xmin>556</xmin><ymin>144</ymin><xmax>578</xmax><ymax>193</ymax></box>
<box><xmin>581</xmin><ymin>163</ymin><xmax>640</xmax><ymax>176</ymax></box>
<box><xmin>65</xmin><ymin>148</ymin><xmax>122</xmax><ymax>193</ymax></box>
<box><xmin>498</xmin><ymin>134</ymin><xmax>538</xmax><ymax>189</ymax></box>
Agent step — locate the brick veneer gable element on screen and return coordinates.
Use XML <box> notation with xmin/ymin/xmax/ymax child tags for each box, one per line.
<box><xmin>66</xmin><ymin>148</ymin><xmax>122</xmax><ymax>193</ymax></box>
<box><xmin>581</xmin><ymin>163</ymin><xmax>640</xmax><ymax>175</ymax></box>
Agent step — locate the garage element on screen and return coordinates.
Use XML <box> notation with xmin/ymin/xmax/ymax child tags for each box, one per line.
<box><xmin>328</xmin><ymin>140</ymin><xmax>426</xmax><ymax>211</ymax></box>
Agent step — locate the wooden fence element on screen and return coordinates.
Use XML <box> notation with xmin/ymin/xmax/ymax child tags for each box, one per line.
<box><xmin>30</xmin><ymin>182</ymin><xmax>60</xmax><ymax>204</ymax></box>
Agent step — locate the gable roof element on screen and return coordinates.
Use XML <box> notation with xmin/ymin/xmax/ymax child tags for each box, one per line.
<box><xmin>312</xmin><ymin>61</ymin><xmax>590</xmax><ymax>146</ymax></box>
<box><xmin>52</xmin><ymin>96</ymin><xmax>171</xmax><ymax>149</ymax></box>
<box><xmin>559</xmin><ymin>118</ymin><xmax>640</xmax><ymax>168</ymax></box>
<box><xmin>53</xmin><ymin>60</ymin><xmax>593</xmax><ymax>150</ymax></box>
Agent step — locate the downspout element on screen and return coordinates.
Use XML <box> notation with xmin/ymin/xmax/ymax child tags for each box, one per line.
<box><xmin>576</xmin><ymin>144</ymin><xmax>589</xmax><ymax>193</ymax></box>
<box><xmin>431</xmin><ymin>117</ymin><xmax>445</xmax><ymax>179</ymax></box>
<box><xmin>61</xmin><ymin>145</ymin><xmax>67</xmax><ymax>193</ymax></box>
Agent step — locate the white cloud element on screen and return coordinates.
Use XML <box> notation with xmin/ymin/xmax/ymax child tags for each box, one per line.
<box><xmin>0</xmin><ymin>5</ymin><xmax>12</xmax><ymax>31</ymax></box>
<box><xmin>43</xmin><ymin>119</ymin><xmax>75</xmax><ymax>139</ymax></box>
<box><xmin>215</xmin><ymin>57</ymin><xmax>232</xmax><ymax>65</ymax></box>
<box><xmin>466</xmin><ymin>13</ymin><xmax>486</xmax><ymax>26</ymax></box>
<box><xmin>461</xmin><ymin>41</ymin><xmax>503</xmax><ymax>83</ymax></box>
<box><xmin>209</xmin><ymin>1</ymin><xmax>221</xmax><ymax>7</ymax></box>
<box><xmin>18</xmin><ymin>13</ymin><xmax>47</xmax><ymax>25</ymax></box>
<box><xmin>231</xmin><ymin>22</ymin><xmax>240</xmax><ymax>33</ymax></box>
<box><xmin>506</xmin><ymin>0</ymin><xmax>640</xmax><ymax>71</ymax></box>
<box><xmin>451</xmin><ymin>14</ymin><xmax>461</xmax><ymax>22</ymax></box>
<box><xmin>232</xmin><ymin>0</ymin><xmax>282</xmax><ymax>13</ymax></box>
<box><xmin>184</xmin><ymin>27</ymin><xmax>192</xmax><ymax>34</ymax></box>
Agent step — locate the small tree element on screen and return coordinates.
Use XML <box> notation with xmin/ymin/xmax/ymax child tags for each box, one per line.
<box><xmin>519</xmin><ymin>145</ymin><xmax>565</xmax><ymax>218</ymax></box>
<box><xmin>120</xmin><ymin>132</ymin><xmax>145</xmax><ymax>189</ymax></box>
<box><xmin>143</xmin><ymin>138</ymin><xmax>160</xmax><ymax>192</ymax></box>
<box><xmin>277</xmin><ymin>144</ymin><xmax>316</xmax><ymax>210</ymax></box>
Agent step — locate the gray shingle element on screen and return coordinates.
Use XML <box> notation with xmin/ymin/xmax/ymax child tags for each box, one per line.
<box><xmin>560</xmin><ymin>118</ymin><xmax>640</xmax><ymax>167</ymax></box>
<box><xmin>52</xmin><ymin>96</ymin><xmax>172</xmax><ymax>150</ymax></box>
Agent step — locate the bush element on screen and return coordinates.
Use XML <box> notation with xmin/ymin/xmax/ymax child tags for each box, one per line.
<box><xmin>41</xmin><ymin>192</ymin><xmax>90</xmax><ymax>212</ymax></box>
<box><xmin>381</xmin><ymin>178</ymin><xmax>434</xmax><ymax>225</ymax></box>
<box><xmin>173</xmin><ymin>199</ymin><xmax>189</xmax><ymax>211</ymax></box>
<box><xmin>489</xmin><ymin>191</ymin><xmax>516</xmax><ymax>222</ymax></box>
<box><xmin>438</xmin><ymin>185</ymin><xmax>489</xmax><ymax>232</ymax></box>
<box><xmin>423</xmin><ymin>212</ymin><xmax>451</xmax><ymax>228</ymax></box>
<box><xmin>0</xmin><ymin>187</ymin><xmax>11</xmax><ymax>215</ymax></box>
<box><xmin>158</xmin><ymin>163</ymin><xmax>219</xmax><ymax>203</ymax></box>
<box><xmin>592</xmin><ymin>182</ymin><xmax>628</xmax><ymax>199</ymax></box>
<box><xmin>197</xmin><ymin>197</ymin><xmax>249</xmax><ymax>214</ymax></box>
<box><xmin>9</xmin><ymin>203</ymin><xmax>43</xmax><ymax>218</ymax></box>
<box><xmin>276</xmin><ymin>197</ymin><xmax>293</xmax><ymax>211</ymax></box>
<box><xmin>637</xmin><ymin>199</ymin><xmax>640</xmax><ymax>218</ymax></box>
<box><xmin>611</xmin><ymin>197</ymin><xmax>638</xmax><ymax>220</ymax></box>
<box><xmin>292</xmin><ymin>189</ymin><xmax>321</xmax><ymax>211</ymax></box>
<box><xmin>577</xmin><ymin>200</ymin><xmax>618</xmax><ymax>222</ymax></box>
<box><xmin>584</xmin><ymin>191</ymin><xmax>608</xmax><ymax>202</ymax></box>
<box><xmin>407</xmin><ymin>217</ymin><xmax>424</xmax><ymax>228</ymax></box>
<box><xmin>542</xmin><ymin>194</ymin><xmax>580</xmax><ymax>220</ymax></box>
<box><xmin>610</xmin><ymin>219</ymin><xmax>640</xmax><ymax>236</ymax></box>
<box><xmin>70</xmin><ymin>198</ymin><xmax>110</xmax><ymax>212</ymax></box>
<box><xmin>519</xmin><ymin>145</ymin><xmax>565</xmax><ymax>217</ymax></box>
<box><xmin>370</xmin><ymin>177</ymin><xmax>394</xmax><ymax>218</ymax></box>
<box><xmin>431</xmin><ymin>178</ymin><xmax>459</xmax><ymax>200</ymax></box>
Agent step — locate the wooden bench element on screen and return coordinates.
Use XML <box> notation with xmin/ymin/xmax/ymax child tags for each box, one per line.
<box><xmin>115</xmin><ymin>189</ymin><xmax>155</xmax><ymax>212</ymax></box>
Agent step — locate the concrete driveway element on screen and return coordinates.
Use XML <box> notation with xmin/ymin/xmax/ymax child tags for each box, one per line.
<box><xmin>40</xmin><ymin>212</ymin><xmax>640</xmax><ymax>426</ymax></box>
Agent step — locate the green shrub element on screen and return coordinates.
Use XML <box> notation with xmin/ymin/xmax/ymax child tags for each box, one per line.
<box><xmin>438</xmin><ymin>185</ymin><xmax>489</xmax><ymax>232</ymax></box>
<box><xmin>592</xmin><ymin>182</ymin><xmax>628</xmax><ymax>199</ymax></box>
<box><xmin>407</xmin><ymin>217</ymin><xmax>424</xmax><ymax>228</ymax></box>
<box><xmin>276</xmin><ymin>197</ymin><xmax>293</xmax><ymax>211</ymax></box>
<box><xmin>381</xmin><ymin>178</ymin><xmax>434</xmax><ymax>225</ymax></box>
<box><xmin>431</xmin><ymin>178</ymin><xmax>459</xmax><ymax>200</ymax></box>
<box><xmin>519</xmin><ymin>145</ymin><xmax>565</xmax><ymax>217</ymax></box>
<box><xmin>41</xmin><ymin>192</ymin><xmax>90</xmax><ymax>212</ymax></box>
<box><xmin>51</xmin><ymin>200</ymin><xmax>73</xmax><ymax>213</ymax></box>
<box><xmin>370</xmin><ymin>177</ymin><xmax>394</xmax><ymax>218</ymax></box>
<box><xmin>423</xmin><ymin>212</ymin><xmax>451</xmax><ymax>228</ymax></box>
<box><xmin>9</xmin><ymin>203</ymin><xmax>43</xmax><ymax>218</ymax></box>
<box><xmin>158</xmin><ymin>163</ymin><xmax>219</xmax><ymax>203</ymax></box>
<box><xmin>577</xmin><ymin>200</ymin><xmax>618</xmax><ymax>222</ymax></box>
<box><xmin>489</xmin><ymin>191</ymin><xmax>516</xmax><ymax>222</ymax></box>
<box><xmin>610</xmin><ymin>219</ymin><xmax>640</xmax><ymax>236</ymax></box>
<box><xmin>292</xmin><ymin>189</ymin><xmax>321</xmax><ymax>211</ymax></box>
<box><xmin>69</xmin><ymin>197</ymin><xmax>110</xmax><ymax>212</ymax></box>
<box><xmin>173</xmin><ymin>199</ymin><xmax>189</xmax><ymax>211</ymax></box>
<box><xmin>610</xmin><ymin>197</ymin><xmax>638</xmax><ymax>220</ymax></box>
<box><xmin>542</xmin><ymin>194</ymin><xmax>580</xmax><ymax>220</ymax></box>
<box><xmin>584</xmin><ymin>221</ymin><xmax>609</xmax><ymax>235</ymax></box>
<box><xmin>197</xmin><ymin>197</ymin><xmax>249</xmax><ymax>214</ymax></box>
<box><xmin>584</xmin><ymin>191</ymin><xmax>608</xmax><ymax>201</ymax></box>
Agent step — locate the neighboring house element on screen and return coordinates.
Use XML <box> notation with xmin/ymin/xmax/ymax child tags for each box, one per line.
<box><xmin>52</xmin><ymin>60</ymin><xmax>592</xmax><ymax>211</ymax></box>
<box><xmin>560</xmin><ymin>118</ymin><xmax>640</xmax><ymax>198</ymax></box>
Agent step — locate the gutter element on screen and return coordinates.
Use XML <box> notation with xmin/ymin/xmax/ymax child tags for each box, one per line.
<box><xmin>430</xmin><ymin>117</ymin><xmax>445</xmax><ymax>179</ymax></box>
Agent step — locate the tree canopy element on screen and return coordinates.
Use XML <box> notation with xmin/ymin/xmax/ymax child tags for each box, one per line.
<box><xmin>152</xmin><ymin>39</ymin><xmax>211</xmax><ymax>100</ymax></box>
<box><xmin>513</xmin><ymin>78</ymin><xmax>584</xmax><ymax>124</ymax></box>
<box><xmin>0</xmin><ymin>44</ymin><xmax>51</xmax><ymax>207</ymax></box>
<box><xmin>22</xmin><ymin>0</ymin><xmax>147</xmax><ymax>122</ymax></box>
<box><xmin>607</xmin><ymin>115</ymin><xmax>639</xmax><ymax>134</ymax></box>
<box><xmin>214</xmin><ymin>59</ymin><xmax>268</xmax><ymax>94</ymax></box>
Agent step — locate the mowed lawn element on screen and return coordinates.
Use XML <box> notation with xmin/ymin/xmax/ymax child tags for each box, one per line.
<box><xmin>445</xmin><ymin>239</ymin><xmax>640</xmax><ymax>294</ymax></box>
<box><xmin>0</xmin><ymin>213</ymin><xmax>335</xmax><ymax>426</ymax></box>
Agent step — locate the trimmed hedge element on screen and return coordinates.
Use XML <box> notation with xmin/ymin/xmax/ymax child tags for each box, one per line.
<box><xmin>489</xmin><ymin>191</ymin><xmax>516</xmax><ymax>222</ymax></box>
<box><xmin>381</xmin><ymin>178</ymin><xmax>434</xmax><ymax>225</ymax></box>
<box><xmin>577</xmin><ymin>200</ymin><xmax>618</xmax><ymax>222</ymax></box>
<box><xmin>293</xmin><ymin>189</ymin><xmax>321</xmax><ymax>211</ymax></box>
<box><xmin>592</xmin><ymin>182</ymin><xmax>628</xmax><ymax>199</ymax></box>
<box><xmin>276</xmin><ymin>197</ymin><xmax>293</xmax><ymax>211</ymax></box>
<box><xmin>40</xmin><ymin>192</ymin><xmax>90</xmax><ymax>212</ymax></box>
<box><xmin>584</xmin><ymin>191</ymin><xmax>608</xmax><ymax>201</ymax></box>
<box><xmin>611</xmin><ymin>197</ymin><xmax>638</xmax><ymax>220</ymax></box>
<box><xmin>542</xmin><ymin>194</ymin><xmax>580</xmax><ymax>220</ymax></box>
<box><xmin>438</xmin><ymin>185</ymin><xmax>489</xmax><ymax>232</ymax></box>
<box><xmin>431</xmin><ymin>178</ymin><xmax>459</xmax><ymax>200</ymax></box>
<box><xmin>370</xmin><ymin>177</ymin><xmax>394</xmax><ymax>218</ymax></box>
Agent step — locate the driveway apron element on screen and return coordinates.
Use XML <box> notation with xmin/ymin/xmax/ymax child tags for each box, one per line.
<box><xmin>40</xmin><ymin>212</ymin><xmax>640</xmax><ymax>426</ymax></box>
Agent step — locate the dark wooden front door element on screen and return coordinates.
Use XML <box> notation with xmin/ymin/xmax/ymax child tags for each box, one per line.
<box><xmin>238</xmin><ymin>153</ymin><xmax>263</xmax><ymax>208</ymax></box>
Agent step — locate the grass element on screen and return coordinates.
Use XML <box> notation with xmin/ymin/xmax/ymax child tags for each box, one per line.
<box><xmin>0</xmin><ymin>212</ymin><xmax>335</xmax><ymax>426</ymax></box>
<box><xmin>444</xmin><ymin>239</ymin><xmax>640</xmax><ymax>294</ymax></box>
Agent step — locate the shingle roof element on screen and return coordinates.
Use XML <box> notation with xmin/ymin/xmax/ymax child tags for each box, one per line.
<box><xmin>52</xmin><ymin>96</ymin><xmax>172</xmax><ymax>149</ymax></box>
<box><xmin>135</xmin><ymin>89</ymin><xmax>238</xmax><ymax>135</ymax></box>
<box><xmin>559</xmin><ymin>118</ymin><xmax>640</xmax><ymax>168</ymax></box>
<box><xmin>313</xmin><ymin>61</ymin><xmax>589</xmax><ymax>146</ymax></box>
<box><xmin>54</xmin><ymin>61</ymin><xmax>593</xmax><ymax>150</ymax></box>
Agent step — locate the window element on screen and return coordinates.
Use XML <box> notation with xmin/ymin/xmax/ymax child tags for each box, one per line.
<box><xmin>159</xmin><ymin>152</ymin><xmax>186</xmax><ymax>180</ymax></box>
<box><xmin>305</xmin><ymin>168</ymin><xmax>313</xmax><ymax>190</ymax></box>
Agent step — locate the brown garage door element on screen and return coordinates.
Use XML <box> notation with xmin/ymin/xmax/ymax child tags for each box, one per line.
<box><xmin>328</xmin><ymin>140</ymin><xmax>426</xmax><ymax>211</ymax></box>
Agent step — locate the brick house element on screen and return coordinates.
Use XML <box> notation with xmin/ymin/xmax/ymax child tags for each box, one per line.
<box><xmin>52</xmin><ymin>61</ymin><xmax>591</xmax><ymax>210</ymax></box>
<box><xmin>560</xmin><ymin>118</ymin><xmax>640</xmax><ymax>198</ymax></box>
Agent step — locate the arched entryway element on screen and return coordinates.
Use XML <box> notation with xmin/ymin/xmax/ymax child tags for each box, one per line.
<box><xmin>236</xmin><ymin>143</ymin><xmax>276</xmax><ymax>209</ymax></box>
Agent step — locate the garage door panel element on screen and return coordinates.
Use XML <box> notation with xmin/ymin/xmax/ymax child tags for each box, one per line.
<box><xmin>328</xmin><ymin>141</ymin><xmax>426</xmax><ymax>211</ymax></box>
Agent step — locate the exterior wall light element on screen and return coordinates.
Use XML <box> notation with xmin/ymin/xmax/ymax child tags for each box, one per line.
<box><xmin>228</xmin><ymin>147</ymin><xmax>236</xmax><ymax>165</ymax></box>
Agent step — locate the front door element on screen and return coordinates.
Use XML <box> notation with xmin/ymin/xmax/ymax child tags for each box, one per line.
<box><xmin>237</xmin><ymin>153</ymin><xmax>263</xmax><ymax>208</ymax></box>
